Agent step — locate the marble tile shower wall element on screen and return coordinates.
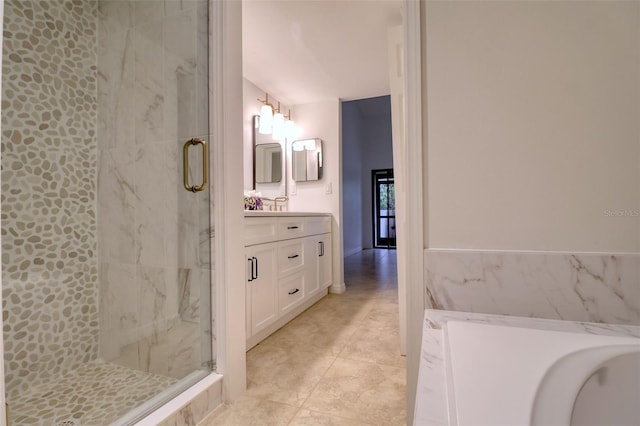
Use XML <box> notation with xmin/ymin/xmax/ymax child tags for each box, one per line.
<box><xmin>425</xmin><ymin>249</ymin><xmax>640</xmax><ymax>325</ymax></box>
<box><xmin>1</xmin><ymin>0</ymin><xmax>99</xmax><ymax>397</ymax></box>
<box><xmin>97</xmin><ymin>0</ymin><xmax>211</xmax><ymax>364</ymax></box>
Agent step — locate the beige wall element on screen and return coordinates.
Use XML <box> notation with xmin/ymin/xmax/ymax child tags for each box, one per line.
<box><xmin>423</xmin><ymin>0</ymin><xmax>640</xmax><ymax>252</ymax></box>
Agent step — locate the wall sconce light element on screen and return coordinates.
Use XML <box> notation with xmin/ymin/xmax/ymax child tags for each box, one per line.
<box><xmin>258</xmin><ymin>93</ymin><xmax>300</xmax><ymax>141</ymax></box>
<box><xmin>258</xmin><ymin>93</ymin><xmax>275</xmax><ymax>134</ymax></box>
<box><xmin>272</xmin><ymin>111</ymin><xmax>285</xmax><ymax>140</ymax></box>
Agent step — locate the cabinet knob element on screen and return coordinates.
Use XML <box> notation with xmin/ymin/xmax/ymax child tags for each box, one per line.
<box><xmin>288</xmin><ymin>288</ymin><xmax>300</xmax><ymax>295</ymax></box>
<box><xmin>287</xmin><ymin>254</ymin><xmax>299</xmax><ymax>259</ymax></box>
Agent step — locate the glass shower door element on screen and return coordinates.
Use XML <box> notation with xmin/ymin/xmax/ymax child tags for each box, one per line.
<box><xmin>1</xmin><ymin>0</ymin><xmax>213</xmax><ymax>423</ymax></box>
<box><xmin>96</xmin><ymin>0</ymin><xmax>214</xmax><ymax>418</ymax></box>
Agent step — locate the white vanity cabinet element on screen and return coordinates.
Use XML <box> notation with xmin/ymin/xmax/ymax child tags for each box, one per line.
<box><xmin>245</xmin><ymin>213</ymin><xmax>333</xmax><ymax>349</ymax></box>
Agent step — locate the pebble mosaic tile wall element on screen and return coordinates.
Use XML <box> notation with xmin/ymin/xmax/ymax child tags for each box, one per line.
<box><xmin>1</xmin><ymin>0</ymin><xmax>99</xmax><ymax>397</ymax></box>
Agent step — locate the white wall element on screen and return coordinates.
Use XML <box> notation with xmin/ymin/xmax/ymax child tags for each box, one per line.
<box><xmin>242</xmin><ymin>78</ymin><xmax>288</xmax><ymax>198</ymax></box>
<box><xmin>287</xmin><ymin>99</ymin><xmax>345</xmax><ymax>292</ymax></box>
<box><xmin>214</xmin><ymin>0</ymin><xmax>246</xmax><ymax>401</ymax></box>
<box><xmin>341</xmin><ymin>102</ymin><xmax>363</xmax><ymax>257</ymax></box>
<box><xmin>424</xmin><ymin>0</ymin><xmax>640</xmax><ymax>253</ymax></box>
<box><xmin>360</xmin><ymin>113</ymin><xmax>394</xmax><ymax>249</ymax></box>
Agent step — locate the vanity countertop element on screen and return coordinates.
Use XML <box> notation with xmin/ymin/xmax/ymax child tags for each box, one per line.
<box><xmin>244</xmin><ymin>211</ymin><xmax>331</xmax><ymax>217</ymax></box>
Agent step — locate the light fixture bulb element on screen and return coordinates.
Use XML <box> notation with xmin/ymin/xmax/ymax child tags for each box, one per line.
<box><xmin>272</xmin><ymin>112</ymin><xmax>285</xmax><ymax>140</ymax></box>
<box><xmin>285</xmin><ymin>120</ymin><xmax>296</xmax><ymax>141</ymax></box>
<box><xmin>258</xmin><ymin>105</ymin><xmax>273</xmax><ymax>134</ymax></box>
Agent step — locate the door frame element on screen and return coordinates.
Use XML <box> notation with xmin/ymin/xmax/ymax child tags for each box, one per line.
<box><xmin>402</xmin><ymin>1</ymin><xmax>425</xmax><ymax>423</ymax></box>
<box><xmin>212</xmin><ymin>0</ymin><xmax>246</xmax><ymax>401</ymax></box>
<box><xmin>218</xmin><ymin>0</ymin><xmax>425</xmax><ymax>418</ymax></box>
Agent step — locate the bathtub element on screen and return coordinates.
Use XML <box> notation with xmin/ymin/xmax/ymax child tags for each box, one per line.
<box><xmin>443</xmin><ymin>321</ymin><xmax>640</xmax><ymax>426</ymax></box>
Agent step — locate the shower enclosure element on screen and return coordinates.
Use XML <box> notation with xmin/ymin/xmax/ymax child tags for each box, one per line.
<box><xmin>1</xmin><ymin>0</ymin><xmax>214</xmax><ymax>423</ymax></box>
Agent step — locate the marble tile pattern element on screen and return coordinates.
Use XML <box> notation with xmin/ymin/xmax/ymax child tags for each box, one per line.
<box><xmin>97</xmin><ymin>0</ymin><xmax>213</xmax><ymax>371</ymax></box>
<box><xmin>9</xmin><ymin>360</ymin><xmax>177</xmax><ymax>426</ymax></box>
<box><xmin>112</xmin><ymin>320</ymin><xmax>201</xmax><ymax>380</ymax></box>
<box><xmin>157</xmin><ymin>378</ymin><xmax>222</xmax><ymax>426</ymax></box>
<box><xmin>425</xmin><ymin>249</ymin><xmax>640</xmax><ymax>325</ymax></box>
<box><xmin>1</xmin><ymin>0</ymin><xmax>99</xmax><ymax>397</ymax></box>
<box><xmin>199</xmin><ymin>250</ymin><xmax>406</xmax><ymax>426</ymax></box>
<box><xmin>414</xmin><ymin>309</ymin><xmax>640</xmax><ymax>426</ymax></box>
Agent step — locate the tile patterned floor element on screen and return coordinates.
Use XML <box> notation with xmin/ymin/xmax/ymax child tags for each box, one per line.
<box><xmin>200</xmin><ymin>249</ymin><xmax>406</xmax><ymax>426</ymax></box>
<box><xmin>8</xmin><ymin>361</ymin><xmax>177</xmax><ymax>426</ymax></box>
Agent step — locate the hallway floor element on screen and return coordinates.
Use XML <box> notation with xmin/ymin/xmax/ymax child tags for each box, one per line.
<box><xmin>200</xmin><ymin>249</ymin><xmax>406</xmax><ymax>426</ymax></box>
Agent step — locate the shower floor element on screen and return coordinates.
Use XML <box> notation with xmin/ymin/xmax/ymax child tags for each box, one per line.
<box><xmin>9</xmin><ymin>361</ymin><xmax>177</xmax><ymax>425</ymax></box>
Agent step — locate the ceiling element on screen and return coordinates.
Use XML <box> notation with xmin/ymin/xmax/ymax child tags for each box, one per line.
<box><xmin>242</xmin><ymin>0</ymin><xmax>403</xmax><ymax>106</ymax></box>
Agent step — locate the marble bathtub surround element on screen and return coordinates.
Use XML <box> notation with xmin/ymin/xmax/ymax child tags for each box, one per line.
<box><xmin>414</xmin><ymin>309</ymin><xmax>640</xmax><ymax>426</ymax></box>
<box><xmin>200</xmin><ymin>250</ymin><xmax>406</xmax><ymax>426</ymax></box>
<box><xmin>1</xmin><ymin>0</ymin><xmax>99</xmax><ymax>397</ymax></box>
<box><xmin>425</xmin><ymin>249</ymin><xmax>640</xmax><ymax>325</ymax></box>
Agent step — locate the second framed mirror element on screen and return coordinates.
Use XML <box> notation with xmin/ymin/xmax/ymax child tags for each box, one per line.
<box><xmin>291</xmin><ymin>138</ymin><xmax>323</xmax><ymax>182</ymax></box>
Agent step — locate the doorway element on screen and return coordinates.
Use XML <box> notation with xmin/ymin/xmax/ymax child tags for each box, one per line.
<box><xmin>372</xmin><ymin>169</ymin><xmax>396</xmax><ymax>249</ymax></box>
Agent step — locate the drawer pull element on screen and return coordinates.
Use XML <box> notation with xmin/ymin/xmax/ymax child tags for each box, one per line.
<box><xmin>252</xmin><ymin>256</ymin><xmax>258</xmax><ymax>280</ymax></box>
<box><xmin>287</xmin><ymin>225</ymin><xmax>299</xmax><ymax>230</ymax></box>
<box><xmin>287</xmin><ymin>254</ymin><xmax>299</xmax><ymax>259</ymax></box>
<box><xmin>288</xmin><ymin>288</ymin><xmax>300</xmax><ymax>295</ymax></box>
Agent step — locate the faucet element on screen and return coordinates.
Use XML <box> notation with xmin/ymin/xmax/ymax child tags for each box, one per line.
<box><xmin>273</xmin><ymin>196</ymin><xmax>289</xmax><ymax>211</ymax></box>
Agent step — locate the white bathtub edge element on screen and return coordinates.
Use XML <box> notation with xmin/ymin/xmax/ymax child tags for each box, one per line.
<box><xmin>415</xmin><ymin>310</ymin><xmax>640</xmax><ymax>426</ymax></box>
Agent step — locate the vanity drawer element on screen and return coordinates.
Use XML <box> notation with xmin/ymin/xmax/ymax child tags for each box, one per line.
<box><xmin>277</xmin><ymin>216</ymin><xmax>331</xmax><ymax>240</ymax></box>
<box><xmin>245</xmin><ymin>217</ymin><xmax>278</xmax><ymax>246</ymax></box>
<box><xmin>305</xmin><ymin>216</ymin><xmax>331</xmax><ymax>235</ymax></box>
<box><xmin>277</xmin><ymin>240</ymin><xmax>305</xmax><ymax>276</ymax></box>
<box><xmin>278</xmin><ymin>271</ymin><xmax>305</xmax><ymax>314</ymax></box>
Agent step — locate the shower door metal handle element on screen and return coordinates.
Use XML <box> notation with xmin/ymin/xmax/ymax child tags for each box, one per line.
<box><xmin>183</xmin><ymin>137</ymin><xmax>208</xmax><ymax>192</ymax></box>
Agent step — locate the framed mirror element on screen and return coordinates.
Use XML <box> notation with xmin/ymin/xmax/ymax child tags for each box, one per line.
<box><xmin>253</xmin><ymin>115</ymin><xmax>285</xmax><ymax>194</ymax></box>
<box><xmin>255</xmin><ymin>143</ymin><xmax>282</xmax><ymax>183</ymax></box>
<box><xmin>291</xmin><ymin>138</ymin><xmax>323</xmax><ymax>182</ymax></box>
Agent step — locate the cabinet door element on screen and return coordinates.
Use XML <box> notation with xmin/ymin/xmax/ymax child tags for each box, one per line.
<box><xmin>304</xmin><ymin>236</ymin><xmax>320</xmax><ymax>297</ymax></box>
<box><xmin>246</xmin><ymin>243</ymin><xmax>278</xmax><ymax>337</ymax></box>
<box><xmin>318</xmin><ymin>233</ymin><xmax>332</xmax><ymax>289</ymax></box>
